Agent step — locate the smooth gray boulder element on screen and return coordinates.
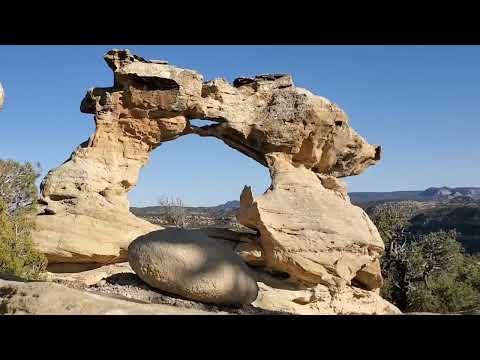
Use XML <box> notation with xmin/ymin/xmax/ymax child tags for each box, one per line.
<box><xmin>128</xmin><ymin>229</ymin><xmax>259</xmax><ymax>306</ymax></box>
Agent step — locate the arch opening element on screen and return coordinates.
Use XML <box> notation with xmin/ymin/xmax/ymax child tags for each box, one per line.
<box><xmin>128</xmin><ymin>130</ymin><xmax>270</xmax><ymax>229</ymax></box>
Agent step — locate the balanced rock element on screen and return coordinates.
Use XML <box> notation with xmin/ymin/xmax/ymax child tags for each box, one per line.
<box><xmin>128</xmin><ymin>229</ymin><xmax>259</xmax><ymax>306</ymax></box>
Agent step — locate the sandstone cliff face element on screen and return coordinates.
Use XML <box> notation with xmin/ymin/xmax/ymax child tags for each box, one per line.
<box><xmin>33</xmin><ymin>50</ymin><xmax>396</xmax><ymax>314</ymax></box>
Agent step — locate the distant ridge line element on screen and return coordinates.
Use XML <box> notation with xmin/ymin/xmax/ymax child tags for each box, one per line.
<box><xmin>131</xmin><ymin>187</ymin><xmax>480</xmax><ymax>211</ymax></box>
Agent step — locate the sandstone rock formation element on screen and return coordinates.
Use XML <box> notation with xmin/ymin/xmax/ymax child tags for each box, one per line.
<box><xmin>252</xmin><ymin>269</ymin><xmax>399</xmax><ymax>315</ymax></box>
<box><xmin>46</xmin><ymin>262</ymin><xmax>134</xmax><ymax>286</ymax></box>
<box><xmin>238</xmin><ymin>154</ymin><xmax>385</xmax><ymax>288</ymax></box>
<box><xmin>33</xmin><ymin>49</ymin><xmax>395</xmax><ymax>314</ymax></box>
<box><xmin>128</xmin><ymin>229</ymin><xmax>258</xmax><ymax>306</ymax></box>
<box><xmin>0</xmin><ymin>275</ymin><xmax>225</xmax><ymax>315</ymax></box>
<box><xmin>353</xmin><ymin>259</ymin><xmax>384</xmax><ymax>290</ymax></box>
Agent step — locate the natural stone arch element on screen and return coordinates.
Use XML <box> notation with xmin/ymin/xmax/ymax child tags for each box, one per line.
<box><xmin>34</xmin><ymin>50</ymin><xmax>383</xmax><ymax>289</ymax></box>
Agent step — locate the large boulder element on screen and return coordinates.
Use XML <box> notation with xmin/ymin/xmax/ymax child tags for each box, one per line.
<box><xmin>128</xmin><ymin>229</ymin><xmax>259</xmax><ymax>306</ymax></box>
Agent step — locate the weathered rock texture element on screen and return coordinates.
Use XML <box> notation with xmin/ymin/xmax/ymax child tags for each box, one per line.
<box><xmin>128</xmin><ymin>229</ymin><xmax>259</xmax><ymax>306</ymax></box>
<box><xmin>33</xmin><ymin>49</ymin><xmax>395</xmax><ymax>314</ymax></box>
<box><xmin>238</xmin><ymin>155</ymin><xmax>384</xmax><ymax>288</ymax></box>
<box><xmin>46</xmin><ymin>262</ymin><xmax>134</xmax><ymax>286</ymax></box>
<box><xmin>0</xmin><ymin>275</ymin><xmax>224</xmax><ymax>315</ymax></box>
<box><xmin>251</xmin><ymin>269</ymin><xmax>399</xmax><ymax>315</ymax></box>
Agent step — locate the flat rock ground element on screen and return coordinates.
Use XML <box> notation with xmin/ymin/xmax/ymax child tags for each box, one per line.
<box><xmin>49</xmin><ymin>276</ymin><xmax>477</xmax><ymax>315</ymax></box>
<box><xmin>51</xmin><ymin>272</ymin><xmax>291</xmax><ymax>315</ymax></box>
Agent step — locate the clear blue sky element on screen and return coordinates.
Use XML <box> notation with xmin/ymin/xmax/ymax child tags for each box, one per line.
<box><xmin>1</xmin><ymin>46</ymin><xmax>479</xmax><ymax>207</ymax></box>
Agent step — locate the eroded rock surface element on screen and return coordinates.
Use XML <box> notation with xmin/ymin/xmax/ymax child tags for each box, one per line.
<box><xmin>252</xmin><ymin>269</ymin><xmax>399</xmax><ymax>315</ymax></box>
<box><xmin>44</xmin><ymin>262</ymin><xmax>289</xmax><ymax>314</ymax></box>
<box><xmin>238</xmin><ymin>153</ymin><xmax>384</xmax><ymax>287</ymax></box>
<box><xmin>0</xmin><ymin>275</ymin><xmax>225</xmax><ymax>315</ymax></box>
<box><xmin>33</xmin><ymin>49</ymin><xmax>394</xmax><ymax>314</ymax></box>
<box><xmin>128</xmin><ymin>229</ymin><xmax>258</xmax><ymax>306</ymax></box>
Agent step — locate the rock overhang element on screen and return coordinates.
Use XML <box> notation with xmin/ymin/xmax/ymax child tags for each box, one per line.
<box><xmin>79</xmin><ymin>49</ymin><xmax>381</xmax><ymax>178</ymax></box>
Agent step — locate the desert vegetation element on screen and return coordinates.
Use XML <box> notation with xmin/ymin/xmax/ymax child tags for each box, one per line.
<box><xmin>0</xmin><ymin>159</ymin><xmax>47</xmax><ymax>279</ymax></box>
<box><xmin>371</xmin><ymin>201</ymin><xmax>480</xmax><ymax>313</ymax></box>
<box><xmin>156</xmin><ymin>195</ymin><xmax>187</xmax><ymax>228</ymax></box>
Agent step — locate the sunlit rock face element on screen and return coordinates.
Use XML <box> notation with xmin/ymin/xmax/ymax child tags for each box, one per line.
<box><xmin>32</xmin><ymin>50</ymin><xmax>396</xmax><ymax>314</ymax></box>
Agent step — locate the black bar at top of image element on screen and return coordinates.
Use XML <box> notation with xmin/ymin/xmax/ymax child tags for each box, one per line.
<box><xmin>2</xmin><ymin>8</ymin><xmax>480</xmax><ymax>45</ymax></box>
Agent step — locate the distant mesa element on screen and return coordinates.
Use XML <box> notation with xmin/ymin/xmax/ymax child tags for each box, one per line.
<box><xmin>420</xmin><ymin>186</ymin><xmax>480</xmax><ymax>200</ymax></box>
<box><xmin>133</xmin><ymin>186</ymin><xmax>480</xmax><ymax>216</ymax></box>
<box><xmin>349</xmin><ymin>186</ymin><xmax>480</xmax><ymax>204</ymax></box>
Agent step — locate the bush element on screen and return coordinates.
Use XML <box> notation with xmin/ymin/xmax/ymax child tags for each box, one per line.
<box><xmin>369</xmin><ymin>201</ymin><xmax>419</xmax><ymax>249</ymax></box>
<box><xmin>157</xmin><ymin>195</ymin><xmax>187</xmax><ymax>228</ymax></box>
<box><xmin>0</xmin><ymin>159</ymin><xmax>40</xmax><ymax>215</ymax></box>
<box><xmin>0</xmin><ymin>160</ymin><xmax>47</xmax><ymax>280</ymax></box>
<box><xmin>371</xmin><ymin>202</ymin><xmax>480</xmax><ymax>313</ymax></box>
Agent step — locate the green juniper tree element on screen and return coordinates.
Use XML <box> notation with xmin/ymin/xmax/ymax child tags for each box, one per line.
<box><xmin>370</xmin><ymin>202</ymin><xmax>480</xmax><ymax>313</ymax></box>
<box><xmin>0</xmin><ymin>159</ymin><xmax>47</xmax><ymax>279</ymax></box>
